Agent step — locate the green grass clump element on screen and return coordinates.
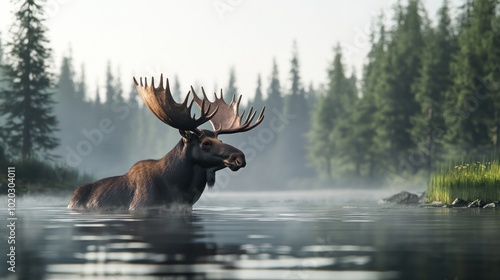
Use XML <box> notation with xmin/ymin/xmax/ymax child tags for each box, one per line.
<box><xmin>427</xmin><ymin>160</ymin><xmax>500</xmax><ymax>204</ymax></box>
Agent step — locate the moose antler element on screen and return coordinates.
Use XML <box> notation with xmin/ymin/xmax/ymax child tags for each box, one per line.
<box><xmin>192</xmin><ymin>88</ymin><xmax>265</xmax><ymax>135</ymax></box>
<box><xmin>133</xmin><ymin>74</ymin><xmax>217</xmax><ymax>133</ymax></box>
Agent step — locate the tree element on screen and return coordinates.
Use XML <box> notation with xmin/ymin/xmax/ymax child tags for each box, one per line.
<box><xmin>225</xmin><ymin>67</ymin><xmax>238</xmax><ymax>101</ymax></box>
<box><xmin>305</xmin><ymin>82</ymin><xmax>317</xmax><ymax>110</ymax></box>
<box><xmin>356</xmin><ymin>17</ymin><xmax>387</xmax><ymax>179</ymax></box>
<box><xmin>372</xmin><ymin>0</ymin><xmax>425</xmax><ymax>172</ymax></box>
<box><xmin>0</xmin><ymin>0</ymin><xmax>58</xmax><ymax>159</ymax></box>
<box><xmin>411</xmin><ymin>0</ymin><xmax>456</xmax><ymax>176</ymax></box>
<box><xmin>53</xmin><ymin>54</ymin><xmax>77</xmax><ymax>155</ymax></box>
<box><xmin>444</xmin><ymin>0</ymin><xmax>498</xmax><ymax>157</ymax></box>
<box><xmin>104</xmin><ymin>62</ymin><xmax>124</xmax><ymax>106</ymax></box>
<box><xmin>54</xmin><ymin>54</ymin><xmax>76</xmax><ymax>113</ymax></box>
<box><xmin>335</xmin><ymin>70</ymin><xmax>362</xmax><ymax>176</ymax></box>
<box><xmin>282</xmin><ymin>41</ymin><xmax>313</xmax><ymax>180</ymax></box>
<box><xmin>267</xmin><ymin>58</ymin><xmax>283</xmax><ymax>112</ymax></box>
<box><xmin>251</xmin><ymin>74</ymin><xmax>265</xmax><ymax>110</ymax></box>
<box><xmin>75</xmin><ymin>63</ymin><xmax>87</xmax><ymax>102</ymax></box>
<box><xmin>307</xmin><ymin>44</ymin><xmax>357</xmax><ymax>178</ymax></box>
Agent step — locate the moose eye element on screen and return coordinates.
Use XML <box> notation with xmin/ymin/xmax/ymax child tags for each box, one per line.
<box><xmin>202</xmin><ymin>140</ymin><xmax>212</xmax><ymax>147</ymax></box>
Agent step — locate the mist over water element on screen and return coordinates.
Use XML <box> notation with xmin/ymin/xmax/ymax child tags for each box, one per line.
<box><xmin>1</xmin><ymin>189</ymin><xmax>499</xmax><ymax>280</ymax></box>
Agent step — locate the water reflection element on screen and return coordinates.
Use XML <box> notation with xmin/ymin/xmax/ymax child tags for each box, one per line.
<box><xmin>0</xmin><ymin>191</ymin><xmax>499</xmax><ymax>280</ymax></box>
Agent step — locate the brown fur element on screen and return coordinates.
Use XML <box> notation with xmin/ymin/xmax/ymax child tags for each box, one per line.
<box><xmin>68</xmin><ymin>131</ymin><xmax>244</xmax><ymax>211</ymax></box>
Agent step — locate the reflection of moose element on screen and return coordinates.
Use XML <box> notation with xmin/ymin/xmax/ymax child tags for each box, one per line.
<box><xmin>68</xmin><ymin>74</ymin><xmax>265</xmax><ymax>211</ymax></box>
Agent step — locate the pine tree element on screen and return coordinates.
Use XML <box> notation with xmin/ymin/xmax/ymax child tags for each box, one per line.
<box><xmin>104</xmin><ymin>62</ymin><xmax>124</xmax><ymax>106</ymax></box>
<box><xmin>225</xmin><ymin>67</ymin><xmax>238</xmax><ymax>101</ymax></box>
<box><xmin>372</xmin><ymin>0</ymin><xmax>425</xmax><ymax>172</ymax></box>
<box><xmin>337</xmin><ymin>71</ymin><xmax>362</xmax><ymax>176</ymax></box>
<box><xmin>490</xmin><ymin>5</ymin><xmax>500</xmax><ymax>154</ymax></box>
<box><xmin>282</xmin><ymin>41</ymin><xmax>313</xmax><ymax>180</ymax></box>
<box><xmin>307</xmin><ymin>44</ymin><xmax>356</xmax><ymax>178</ymax></box>
<box><xmin>53</xmin><ymin>54</ymin><xmax>76</xmax><ymax>154</ymax></box>
<box><xmin>267</xmin><ymin>58</ymin><xmax>283</xmax><ymax>112</ymax></box>
<box><xmin>252</xmin><ymin>74</ymin><xmax>264</xmax><ymax>110</ymax></box>
<box><xmin>0</xmin><ymin>0</ymin><xmax>58</xmax><ymax>159</ymax></box>
<box><xmin>305</xmin><ymin>82</ymin><xmax>317</xmax><ymax>110</ymax></box>
<box><xmin>445</xmin><ymin>0</ymin><xmax>498</xmax><ymax>157</ymax></box>
<box><xmin>411</xmin><ymin>0</ymin><xmax>456</xmax><ymax>175</ymax></box>
<box><xmin>55</xmin><ymin>54</ymin><xmax>76</xmax><ymax>114</ymax></box>
<box><xmin>356</xmin><ymin>17</ymin><xmax>386</xmax><ymax>179</ymax></box>
<box><xmin>93</xmin><ymin>85</ymin><xmax>102</xmax><ymax>112</ymax></box>
<box><xmin>75</xmin><ymin>64</ymin><xmax>87</xmax><ymax>102</ymax></box>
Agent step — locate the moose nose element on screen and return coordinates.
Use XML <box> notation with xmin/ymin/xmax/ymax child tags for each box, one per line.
<box><xmin>231</xmin><ymin>153</ymin><xmax>246</xmax><ymax>168</ymax></box>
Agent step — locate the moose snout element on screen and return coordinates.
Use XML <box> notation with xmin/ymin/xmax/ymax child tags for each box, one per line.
<box><xmin>228</xmin><ymin>153</ymin><xmax>246</xmax><ymax>171</ymax></box>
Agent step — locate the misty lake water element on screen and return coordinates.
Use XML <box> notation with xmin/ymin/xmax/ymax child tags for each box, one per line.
<box><xmin>1</xmin><ymin>189</ymin><xmax>499</xmax><ymax>280</ymax></box>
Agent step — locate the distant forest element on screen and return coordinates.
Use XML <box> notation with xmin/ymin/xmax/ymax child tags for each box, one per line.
<box><xmin>0</xmin><ymin>0</ymin><xmax>499</xmax><ymax>191</ymax></box>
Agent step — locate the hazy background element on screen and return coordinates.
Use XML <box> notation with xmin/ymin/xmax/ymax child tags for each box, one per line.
<box><xmin>3</xmin><ymin>0</ymin><xmax>496</xmax><ymax>194</ymax></box>
<box><xmin>0</xmin><ymin>0</ymin><xmax>454</xmax><ymax>102</ymax></box>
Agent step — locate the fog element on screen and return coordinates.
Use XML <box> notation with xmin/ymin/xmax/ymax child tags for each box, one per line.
<box><xmin>1</xmin><ymin>0</ymin><xmax>496</xmax><ymax>195</ymax></box>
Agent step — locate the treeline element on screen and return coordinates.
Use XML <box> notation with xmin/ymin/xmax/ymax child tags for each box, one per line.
<box><xmin>49</xmin><ymin>42</ymin><xmax>318</xmax><ymax>189</ymax></box>
<box><xmin>0</xmin><ymin>0</ymin><xmax>499</xmax><ymax>191</ymax></box>
<box><xmin>309</xmin><ymin>0</ymin><xmax>499</xmax><ymax>186</ymax></box>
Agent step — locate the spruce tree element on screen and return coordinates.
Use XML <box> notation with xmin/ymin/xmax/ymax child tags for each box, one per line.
<box><xmin>372</xmin><ymin>0</ymin><xmax>425</xmax><ymax>172</ymax></box>
<box><xmin>445</xmin><ymin>0</ymin><xmax>498</xmax><ymax>156</ymax></box>
<box><xmin>411</xmin><ymin>0</ymin><xmax>455</xmax><ymax>175</ymax></box>
<box><xmin>53</xmin><ymin>54</ymin><xmax>77</xmax><ymax>157</ymax></box>
<box><xmin>0</xmin><ymin>0</ymin><xmax>58</xmax><ymax>159</ymax></box>
<box><xmin>75</xmin><ymin>64</ymin><xmax>87</xmax><ymax>102</ymax></box>
<box><xmin>252</xmin><ymin>74</ymin><xmax>264</xmax><ymax>110</ymax></box>
<box><xmin>282</xmin><ymin>41</ymin><xmax>313</xmax><ymax>180</ymax></box>
<box><xmin>308</xmin><ymin>44</ymin><xmax>356</xmax><ymax>178</ymax></box>
<box><xmin>357</xmin><ymin>18</ymin><xmax>386</xmax><ymax>178</ymax></box>
<box><xmin>267</xmin><ymin>58</ymin><xmax>283</xmax><ymax>112</ymax></box>
<box><xmin>225</xmin><ymin>67</ymin><xmax>238</xmax><ymax>101</ymax></box>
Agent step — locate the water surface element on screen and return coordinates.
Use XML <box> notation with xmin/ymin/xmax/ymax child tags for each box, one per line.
<box><xmin>1</xmin><ymin>189</ymin><xmax>499</xmax><ymax>280</ymax></box>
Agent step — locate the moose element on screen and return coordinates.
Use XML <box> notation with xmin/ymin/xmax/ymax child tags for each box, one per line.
<box><xmin>68</xmin><ymin>74</ymin><xmax>265</xmax><ymax>211</ymax></box>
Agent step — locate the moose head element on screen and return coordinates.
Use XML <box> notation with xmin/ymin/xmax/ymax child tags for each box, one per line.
<box><xmin>133</xmin><ymin>74</ymin><xmax>265</xmax><ymax>184</ymax></box>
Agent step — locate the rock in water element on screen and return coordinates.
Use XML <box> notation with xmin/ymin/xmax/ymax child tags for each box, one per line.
<box><xmin>483</xmin><ymin>201</ymin><xmax>499</xmax><ymax>208</ymax></box>
<box><xmin>467</xmin><ymin>199</ymin><xmax>486</xmax><ymax>208</ymax></box>
<box><xmin>382</xmin><ymin>191</ymin><xmax>419</xmax><ymax>205</ymax></box>
<box><xmin>451</xmin><ymin>198</ymin><xmax>468</xmax><ymax>207</ymax></box>
<box><xmin>418</xmin><ymin>201</ymin><xmax>444</xmax><ymax>208</ymax></box>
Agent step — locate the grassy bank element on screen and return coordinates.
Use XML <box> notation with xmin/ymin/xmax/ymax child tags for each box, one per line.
<box><xmin>427</xmin><ymin>160</ymin><xmax>500</xmax><ymax>204</ymax></box>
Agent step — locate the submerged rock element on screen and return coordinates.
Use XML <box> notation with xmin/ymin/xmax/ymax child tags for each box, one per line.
<box><xmin>419</xmin><ymin>201</ymin><xmax>444</xmax><ymax>208</ymax></box>
<box><xmin>451</xmin><ymin>198</ymin><xmax>468</xmax><ymax>207</ymax></box>
<box><xmin>467</xmin><ymin>199</ymin><xmax>486</xmax><ymax>208</ymax></box>
<box><xmin>382</xmin><ymin>191</ymin><xmax>419</xmax><ymax>205</ymax></box>
<box><xmin>483</xmin><ymin>201</ymin><xmax>499</xmax><ymax>208</ymax></box>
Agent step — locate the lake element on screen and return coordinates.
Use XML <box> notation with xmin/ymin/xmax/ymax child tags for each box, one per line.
<box><xmin>0</xmin><ymin>189</ymin><xmax>499</xmax><ymax>280</ymax></box>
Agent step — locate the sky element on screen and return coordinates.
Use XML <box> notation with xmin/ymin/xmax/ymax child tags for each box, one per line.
<box><xmin>0</xmin><ymin>0</ymin><xmax>461</xmax><ymax>103</ymax></box>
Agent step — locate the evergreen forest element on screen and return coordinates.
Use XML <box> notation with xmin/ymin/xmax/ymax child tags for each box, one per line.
<box><xmin>0</xmin><ymin>0</ymin><xmax>499</xmax><ymax>192</ymax></box>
